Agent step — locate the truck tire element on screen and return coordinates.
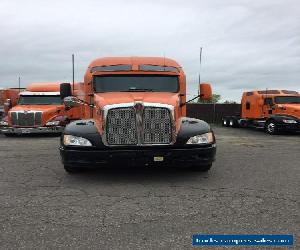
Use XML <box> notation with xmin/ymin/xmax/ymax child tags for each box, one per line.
<box><xmin>229</xmin><ymin>116</ymin><xmax>239</xmax><ymax>128</ymax></box>
<box><xmin>229</xmin><ymin>117</ymin><xmax>235</xmax><ymax>128</ymax></box>
<box><xmin>265</xmin><ymin>120</ymin><xmax>278</xmax><ymax>135</ymax></box>
<box><xmin>222</xmin><ymin>118</ymin><xmax>230</xmax><ymax>127</ymax></box>
<box><xmin>189</xmin><ymin>164</ymin><xmax>212</xmax><ymax>172</ymax></box>
<box><xmin>222</xmin><ymin>118</ymin><xmax>226</xmax><ymax>127</ymax></box>
<box><xmin>239</xmin><ymin>120</ymin><xmax>247</xmax><ymax>128</ymax></box>
<box><xmin>64</xmin><ymin>165</ymin><xmax>84</xmax><ymax>174</ymax></box>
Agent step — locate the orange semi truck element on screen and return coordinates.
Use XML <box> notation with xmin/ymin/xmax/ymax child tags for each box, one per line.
<box><xmin>59</xmin><ymin>56</ymin><xmax>216</xmax><ymax>173</ymax></box>
<box><xmin>0</xmin><ymin>88</ymin><xmax>25</xmax><ymax>116</ymax></box>
<box><xmin>222</xmin><ymin>90</ymin><xmax>300</xmax><ymax>134</ymax></box>
<box><xmin>0</xmin><ymin>82</ymin><xmax>82</xmax><ymax>135</ymax></box>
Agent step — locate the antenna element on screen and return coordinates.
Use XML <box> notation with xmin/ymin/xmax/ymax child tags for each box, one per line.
<box><xmin>72</xmin><ymin>54</ymin><xmax>75</xmax><ymax>93</ymax></box>
<box><xmin>18</xmin><ymin>76</ymin><xmax>21</xmax><ymax>93</ymax></box>
<box><xmin>198</xmin><ymin>47</ymin><xmax>202</xmax><ymax>83</ymax></box>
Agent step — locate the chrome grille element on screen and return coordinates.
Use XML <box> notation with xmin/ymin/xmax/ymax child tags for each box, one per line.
<box><xmin>105</xmin><ymin>106</ymin><xmax>172</xmax><ymax>145</ymax></box>
<box><xmin>10</xmin><ymin>111</ymin><xmax>42</xmax><ymax>126</ymax></box>
<box><xmin>143</xmin><ymin>107</ymin><xmax>172</xmax><ymax>144</ymax></box>
<box><xmin>106</xmin><ymin>108</ymin><xmax>137</xmax><ymax>145</ymax></box>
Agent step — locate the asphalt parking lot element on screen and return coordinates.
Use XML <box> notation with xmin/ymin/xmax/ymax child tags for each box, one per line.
<box><xmin>0</xmin><ymin>126</ymin><xmax>299</xmax><ymax>250</ymax></box>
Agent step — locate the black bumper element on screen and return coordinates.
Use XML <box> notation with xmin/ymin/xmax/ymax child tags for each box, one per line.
<box><xmin>277</xmin><ymin>123</ymin><xmax>300</xmax><ymax>132</ymax></box>
<box><xmin>60</xmin><ymin>144</ymin><xmax>216</xmax><ymax>168</ymax></box>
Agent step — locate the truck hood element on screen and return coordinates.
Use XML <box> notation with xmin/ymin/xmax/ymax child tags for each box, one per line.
<box><xmin>278</xmin><ymin>104</ymin><xmax>300</xmax><ymax>119</ymax></box>
<box><xmin>94</xmin><ymin>92</ymin><xmax>180</xmax><ymax>108</ymax></box>
<box><xmin>8</xmin><ymin>105</ymin><xmax>65</xmax><ymax>126</ymax></box>
<box><xmin>9</xmin><ymin>105</ymin><xmax>63</xmax><ymax>113</ymax></box>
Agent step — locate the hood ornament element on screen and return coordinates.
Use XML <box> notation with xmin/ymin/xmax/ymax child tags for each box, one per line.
<box><xmin>134</xmin><ymin>102</ymin><xmax>144</xmax><ymax>112</ymax></box>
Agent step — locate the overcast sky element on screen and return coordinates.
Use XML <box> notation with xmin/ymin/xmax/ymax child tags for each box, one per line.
<box><xmin>0</xmin><ymin>0</ymin><xmax>299</xmax><ymax>101</ymax></box>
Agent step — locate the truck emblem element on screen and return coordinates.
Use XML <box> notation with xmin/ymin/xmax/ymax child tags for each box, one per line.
<box><xmin>134</xmin><ymin>102</ymin><xmax>144</xmax><ymax>112</ymax></box>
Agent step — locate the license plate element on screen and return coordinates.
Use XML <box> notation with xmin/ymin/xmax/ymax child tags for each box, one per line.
<box><xmin>153</xmin><ymin>156</ymin><xmax>164</xmax><ymax>162</ymax></box>
<box><xmin>21</xmin><ymin>129</ymin><xmax>30</xmax><ymax>134</ymax></box>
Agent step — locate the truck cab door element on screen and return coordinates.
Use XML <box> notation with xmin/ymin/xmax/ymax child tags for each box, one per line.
<box><xmin>263</xmin><ymin>97</ymin><xmax>274</xmax><ymax>116</ymax></box>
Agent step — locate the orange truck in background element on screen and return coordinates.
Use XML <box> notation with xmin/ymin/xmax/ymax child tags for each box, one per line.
<box><xmin>0</xmin><ymin>82</ymin><xmax>82</xmax><ymax>136</ymax></box>
<box><xmin>0</xmin><ymin>88</ymin><xmax>25</xmax><ymax>117</ymax></box>
<box><xmin>58</xmin><ymin>56</ymin><xmax>216</xmax><ymax>173</ymax></box>
<box><xmin>222</xmin><ymin>90</ymin><xmax>300</xmax><ymax>134</ymax></box>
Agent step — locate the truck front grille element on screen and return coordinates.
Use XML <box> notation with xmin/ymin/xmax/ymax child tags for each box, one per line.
<box><xmin>10</xmin><ymin>111</ymin><xmax>42</xmax><ymax>126</ymax></box>
<box><xmin>106</xmin><ymin>108</ymin><xmax>138</xmax><ymax>145</ymax></box>
<box><xmin>143</xmin><ymin>108</ymin><xmax>172</xmax><ymax>144</ymax></box>
<box><xmin>105</xmin><ymin>106</ymin><xmax>172</xmax><ymax>145</ymax></box>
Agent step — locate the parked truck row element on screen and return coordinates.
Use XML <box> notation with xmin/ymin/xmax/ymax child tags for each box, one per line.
<box><xmin>1</xmin><ymin>56</ymin><xmax>299</xmax><ymax>174</ymax></box>
<box><xmin>0</xmin><ymin>57</ymin><xmax>217</xmax><ymax>173</ymax></box>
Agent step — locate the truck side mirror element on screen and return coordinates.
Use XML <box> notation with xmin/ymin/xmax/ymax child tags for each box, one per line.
<box><xmin>63</xmin><ymin>96</ymin><xmax>82</xmax><ymax>108</ymax></box>
<box><xmin>60</xmin><ymin>83</ymin><xmax>72</xmax><ymax>99</ymax></box>
<box><xmin>4</xmin><ymin>99</ymin><xmax>12</xmax><ymax>109</ymax></box>
<box><xmin>199</xmin><ymin>83</ymin><xmax>212</xmax><ymax>101</ymax></box>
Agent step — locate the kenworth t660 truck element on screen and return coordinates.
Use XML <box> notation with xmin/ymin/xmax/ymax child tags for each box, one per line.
<box><xmin>222</xmin><ymin>90</ymin><xmax>300</xmax><ymax>134</ymax></box>
<box><xmin>59</xmin><ymin>57</ymin><xmax>216</xmax><ymax>173</ymax></box>
<box><xmin>0</xmin><ymin>82</ymin><xmax>81</xmax><ymax>135</ymax></box>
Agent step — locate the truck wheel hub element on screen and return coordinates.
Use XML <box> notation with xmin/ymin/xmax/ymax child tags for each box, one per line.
<box><xmin>267</xmin><ymin>123</ymin><xmax>275</xmax><ymax>132</ymax></box>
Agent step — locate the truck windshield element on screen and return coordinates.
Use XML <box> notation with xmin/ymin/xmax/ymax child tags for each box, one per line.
<box><xmin>18</xmin><ymin>95</ymin><xmax>63</xmax><ymax>105</ymax></box>
<box><xmin>275</xmin><ymin>96</ymin><xmax>300</xmax><ymax>104</ymax></box>
<box><xmin>93</xmin><ymin>75</ymin><xmax>179</xmax><ymax>93</ymax></box>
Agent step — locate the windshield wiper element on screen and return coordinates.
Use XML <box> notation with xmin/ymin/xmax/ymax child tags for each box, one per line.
<box><xmin>121</xmin><ymin>88</ymin><xmax>154</xmax><ymax>92</ymax></box>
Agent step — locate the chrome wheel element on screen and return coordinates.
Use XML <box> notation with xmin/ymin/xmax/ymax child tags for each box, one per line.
<box><xmin>266</xmin><ymin>122</ymin><xmax>276</xmax><ymax>134</ymax></box>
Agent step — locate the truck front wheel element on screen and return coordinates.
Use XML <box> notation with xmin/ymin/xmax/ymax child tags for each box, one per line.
<box><xmin>265</xmin><ymin>120</ymin><xmax>278</xmax><ymax>135</ymax></box>
<box><xmin>189</xmin><ymin>164</ymin><xmax>212</xmax><ymax>172</ymax></box>
<box><xmin>229</xmin><ymin>117</ymin><xmax>239</xmax><ymax>128</ymax></box>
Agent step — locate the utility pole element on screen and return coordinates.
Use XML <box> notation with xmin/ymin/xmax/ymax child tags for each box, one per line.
<box><xmin>72</xmin><ymin>54</ymin><xmax>75</xmax><ymax>92</ymax></box>
<box><xmin>198</xmin><ymin>47</ymin><xmax>202</xmax><ymax>83</ymax></box>
<box><xmin>18</xmin><ymin>76</ymin><xmax>21</xmax><ymax>92</ymax></box>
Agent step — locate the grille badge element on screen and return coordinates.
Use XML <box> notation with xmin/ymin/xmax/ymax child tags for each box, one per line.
<box><xmin>134</xmin><ymin>102</ymin><xmax>144</xmax><ymax>112</ymax></box>
<box><xmin>134</xmin><ymin>102</ymin><xmax>144</xmax><ymax>145</ymax></box>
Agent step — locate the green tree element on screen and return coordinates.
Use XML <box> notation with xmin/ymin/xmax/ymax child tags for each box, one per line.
<box><xmin>197</xmin><ymin>94</ymin><xmax>221</xmax><ymax>104</ymax></box>
<box><xmin>223</xmin><ymin>100</ymin><xmax>237</xmax><ymax>104</ymax></box>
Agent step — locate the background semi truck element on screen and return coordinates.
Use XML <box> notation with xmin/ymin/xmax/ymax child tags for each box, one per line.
<box><xmin>0</xmin><ymin>88</ymin><xmax>25</xmax><ymax>118</ymax></box>
<box><xmin>59</xmin><ymin>56</ymin><xmax>216</xmax><ymax>173</ymax></box>
<box><xmin>0</xmin><ymin>82</ymin><xmax>82</xmax><ymax>136</ymax></box>
<box><xmin>222</xmin><ymin>89</ymin><xmax>300</xmax><ymax>134</ymax></box>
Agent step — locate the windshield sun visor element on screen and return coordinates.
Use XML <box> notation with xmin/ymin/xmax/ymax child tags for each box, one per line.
<box><xmin>90</xmin><ymin>65</ymin><xmax>132</xmax><ymax>73</ymax></box>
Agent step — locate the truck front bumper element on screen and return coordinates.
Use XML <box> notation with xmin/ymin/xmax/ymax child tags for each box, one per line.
<box><xmin>59</xmin><ymin>144</ymin><xmax>216</xmax><ymax>168</ymax></box>
<box><xmin>277</xmin><ymin>123</ymin><xmax>300</xmax><ymax>132</ymax></box>
<box><xmin>0</xmin><ymin>126</ymin><xmax>64</xmax><ymax>134</ymax></box>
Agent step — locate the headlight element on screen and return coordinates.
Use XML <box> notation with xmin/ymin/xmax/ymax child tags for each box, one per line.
<box><xmin>46</xmin><ymin>120</ymin><xmax>61</xmax><ymax>126</ymax></box>
<box><xmin>63</xmin><ymin>135</ymin><xmax>92</xmax><ymax>146</ymax></box>
<box><xmin>46</xmin><ymin>116</ymin><xmax>68</xmax><ymax>126</ymax></box>
<box><xmin>0</xmin><ymin>121</ymin><xmax>8</xmax><ymax>126</ymax></box>
<box><xmin>186</xmin><ymin>132</ymin><xmax>214</xmax><ymax>144</ymax></box>
<box><xmin>282</xmin><ymin>119</ymin><xmax>297</xmax><ymax>124</ymax></box>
